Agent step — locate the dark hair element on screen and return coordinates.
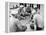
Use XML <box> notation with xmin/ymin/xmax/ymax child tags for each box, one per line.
<box><xmin>26</xmin><ymin>6</ymin><xmax>31</xmax><ymax>14</ymax></box>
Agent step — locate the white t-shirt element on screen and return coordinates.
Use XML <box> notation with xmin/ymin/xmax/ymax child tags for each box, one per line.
<box><xmin>33</xmin><ymin>14</ymin><xmax>44</xmax><ymax>28</ymax></box>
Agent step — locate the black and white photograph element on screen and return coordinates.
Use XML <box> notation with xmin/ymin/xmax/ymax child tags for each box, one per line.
<box><xmin>7</xmin><ymin>2</ymin><xmax>44</xmax><ymax>32</ymax></box>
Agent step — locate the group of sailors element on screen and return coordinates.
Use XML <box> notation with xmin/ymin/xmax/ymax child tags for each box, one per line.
<box><xmin>9</xmin><ymin>3</ymin><xmax>44</xmax><ymax>32</ymax></box>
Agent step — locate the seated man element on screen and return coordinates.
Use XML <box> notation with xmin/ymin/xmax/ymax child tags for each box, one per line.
<box><xmin>33</xmin><ymin>11</ymin><xmax>44</xmax><ymax>30</ymax></box>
